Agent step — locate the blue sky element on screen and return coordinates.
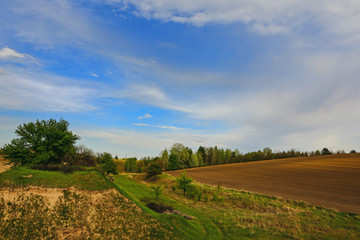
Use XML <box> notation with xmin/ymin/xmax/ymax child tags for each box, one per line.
<box><xmin>1</xmin><ymin>0</ymin><xmax>360</xmax><ymax>158</ymax></box>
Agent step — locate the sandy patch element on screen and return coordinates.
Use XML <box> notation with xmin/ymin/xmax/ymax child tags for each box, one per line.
<box><xmin>0</xmin><ymin>186</ymin><xmax>118</xmax><ymax>208</ymax></box>
<box><xmin>0</xmin><ymin>156</ymin><xmax>11</xmax><ymax>173</ymax></box>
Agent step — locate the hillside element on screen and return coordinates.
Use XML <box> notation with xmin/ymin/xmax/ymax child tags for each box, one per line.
<box><xmin>168</xmin><ymin>154</ymin><xmax>360</xmax><ymax>213</ymax></box>
<box><xmin>0</xmin><ymin>167</ymin><xmax>174</xmax><ymax>240</ymax></box>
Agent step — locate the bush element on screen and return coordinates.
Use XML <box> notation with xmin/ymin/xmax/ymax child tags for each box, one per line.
<box><xmin>151</xmin><ymin>185</ymin><xmax>162</xmax><ymax>198</ymax></box>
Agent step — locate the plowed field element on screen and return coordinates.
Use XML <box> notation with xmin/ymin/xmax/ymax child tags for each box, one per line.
<box><xmin>167</xmin><ymin>154</ymin><xmax>360</xmax><ymax>213</ymax></box>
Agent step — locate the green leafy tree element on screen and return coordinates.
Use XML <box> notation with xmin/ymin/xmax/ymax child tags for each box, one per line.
<box><xmin>170</xmin><ymin>143</ymin><xmax>185</xmax><ymax>156</ymax></box>
<box><xmin>125</xmin><ymin>158</ymin><xmax>137</xmax><ymax>172</ymax></box>
<box><xmin>98</xmin><ymin>152</ymin><xmax>113</xmax><ymax>164</ymax></box>
<box><xmin>97</xmin><ymin>152</ymin><xmax>117</xmax><ymax>175</ymax></box>
<box><xmin>1</xmin><ymin>119</ymin><xmax>79</xmax><ymax>166</ymax></box>
<box><xmin>168</xmin><ymin>154</ymin><xmax>179</xmax><ymax>170</ymax></box>
<box><xmin>176</xmin><ymin>172</ymin><xmax>193</xmax><ymax>195</ymax></box>
<box><xmin>101</xmin><ymin>159</ymin><xmax>117</xmax><ymax>175</ymax></box>
<box><xmin>189</xmin><ymin>154</ymin><xmax>199</xmax><ymax>167</ymax></box>
<box><xmin>147</xmin><ymin>163</ymin><xmax>162</xmax><ymax>178</ymax></box>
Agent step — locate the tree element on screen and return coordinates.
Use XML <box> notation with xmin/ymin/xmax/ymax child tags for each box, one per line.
<box><xmin>1</xmin><ymin>119</ymin><xmax>79</xmax><ymax>166</ymax></box>
<box><xmin>125</xmin><ymin>158</ymin><xmax>137</xmax><ymax>172</ymax></box>
<box><xmin>101</xmin><ymin>159</ymin><xmax>117</xmax><ymax>175</ymax></box>
<box><xmin>189</xmin><ymin>154</ymin><xmax>199</xmax><ymax>167</ymax></box>
<box><xmin>168</xmin><ymin>153</ymin><xmax>179</xmax><ymax>170</ymax></box>
<box><xmin>147</xmin><ymin>163</ymin><xmax>162</xmax><ymax>178</ymax></box>
<box><xmin>160</xmin><ymin>149</ymin><xmax>169</xmax><ymax>170</ymax></box>
<box><xmin>170</xmin><ymin>143</ymin><xmax>185</xmax><ymax>157</ymax></box>
<box><xmin>263</xmin><ymin>147</ymin><xmax>273</xmax><ymax>159</ymax></box>
<box><xmin>98</xmin><ymin>152</ymin><xmax>113</xmax><ymax>164</ymax></box>
<box><xmin>321</xmin><ymin>148</ymin><xmax>331</xmax><ymax>155</ymax></box>
<box><xmin>176</xmin><ymin>172</ymin><xmax>193</xmax><ymax>195</ymax></box>
<box><xmin>350</xmin><ymin>150</ymin><xmax>357</xmax><ymax>154</ymax></box>
<box><xmin>98</xmin><ymin>152</ymin><xmax>117</xmax><ymax>175</ymax></box>
<box><xmin>179</xmin><ymin>148</ymin><xmax>190</xmax><ymax>169</ymax></box>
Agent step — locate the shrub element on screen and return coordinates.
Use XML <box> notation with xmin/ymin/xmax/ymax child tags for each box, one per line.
<box><xmin>151</xmin><ymin>185</ymin><xmax>162</xmax><ymax>198</ymax></box>
<box><xmin>176</xmin><ymin>172</ymin><xmax>193</xmax><ymax>196</ymax></box>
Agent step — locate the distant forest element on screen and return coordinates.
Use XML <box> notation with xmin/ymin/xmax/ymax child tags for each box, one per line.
<box><xmin>122</xmin><ymin>144</ymin><xmax>356</xmax><ymax>173</ymax></box>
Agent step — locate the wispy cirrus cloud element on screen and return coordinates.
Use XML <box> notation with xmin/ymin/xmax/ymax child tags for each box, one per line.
<box><xmin>0</xmin><ymin>67</ymin><xmax>98</xmax><ymax>112</ymax></box>
<box><xmin>104</xmin><ymin>0</ymin><xmax>360</xmax><ymax>44</ymax></box>
<box><xmin>133</xmin><ymin>123</ymin><xmax>188</xmax><ymax>131</ymax></box>
<box><xmin>0</xmin><ymin>47</ymin><xmax>40</xmax><ymax>66</ymax></box>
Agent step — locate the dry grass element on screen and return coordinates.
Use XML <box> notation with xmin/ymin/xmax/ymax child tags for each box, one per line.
<box><xmin>0</xmin><ymin>187</ymin><xmax>175</xmax><ymax>239</ymax></box>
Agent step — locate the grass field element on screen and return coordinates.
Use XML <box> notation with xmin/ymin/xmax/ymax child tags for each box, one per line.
<box><xmin>167</xmin><ymin>154</ymin><xmax>360</xmax><ymax>213</ymax></box>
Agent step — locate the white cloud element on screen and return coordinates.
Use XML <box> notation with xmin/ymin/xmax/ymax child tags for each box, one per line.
<box><xmin>91</xmin><ymin>73</ymin><xmax>98</xmax><ymax>77</ymax></box>
<box><xmin>0</xmin><ymin>47</ymin><xmax>40</xmax><ymax>65</ymax></box>
<box><xmin>77</xmin><ymin>127</ymin><xmax>237</xmax><ymax>158</ymax></box>
<box><xmin>138</xmin><ymin>113</ymin><xmax>152</xmax><ymax>119</ymax></box>
<box><xmin>0</xmin><ymin>47</ymin><xmax>27</xmax><ymax>59</ymax></box>
<box><xmin>0</xmin><ymin>67</ymin><xmax>98</xmax><ymax>112</ymax></box>
<box><xmin>0</xmin><ymin>1</ymin><xmax>104</xmax><ymax>48</ymax></box>
<box><xmin>133</xmin><ymin>123</ymin><xmax>188</xmax><ymax>131</ymax></box>
<box><xmin>105</xmin><ymin>0</ymin><xmax>360</xmax><ymax>43</ymax></box>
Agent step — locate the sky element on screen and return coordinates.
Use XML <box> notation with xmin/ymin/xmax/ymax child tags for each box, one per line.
<box><xmin>0</xmin><ymin>0</ymin><xmax>359</xmax><ymax>158</ymax></box>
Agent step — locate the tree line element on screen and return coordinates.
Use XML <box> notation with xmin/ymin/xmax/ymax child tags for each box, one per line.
<box><xmin>1</xmin><ymin>119</ymin><xmax>357</xmax><ymax>175</ymax></box>
<box><xmin>124</xmin><ymin>143</ymin><xmax>356</xmax><ymax>173</ymax></box>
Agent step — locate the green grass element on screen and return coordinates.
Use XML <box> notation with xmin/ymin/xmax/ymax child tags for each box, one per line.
<box><xmin>0</xmin><ymin>166</ymin><xmax>113</xmax><ymax>190</ymax></box>
<box><xmin>113</xmin><ymin>173</ymin><xmax>360</xmax><ymax>240</ymax></box>
<box><xmin>113</xmin><ymin>174</ymin><xmax>223</xmax><ymax>240</ymax></box>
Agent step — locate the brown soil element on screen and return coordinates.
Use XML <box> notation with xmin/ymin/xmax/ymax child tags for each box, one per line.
<box><xmin>167</xmin><ymin>154</ymin><xmax>360</xmax><ymax>213</ymax></box>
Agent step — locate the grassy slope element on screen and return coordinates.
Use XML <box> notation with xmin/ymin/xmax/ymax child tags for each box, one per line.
<box><xmin>113</xmin><ymin>173</ymin><xmax>360</xmax><ymax>240</ymax></box>
<box><xmin>114</xmin><ymin>174</ymin><xmax>223</xmax><ymax>240</ymax></box>
<box><xmin>0</xmin><ymin>167</ymin><xmax>114</xmax><ymax>190</ymax></box>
